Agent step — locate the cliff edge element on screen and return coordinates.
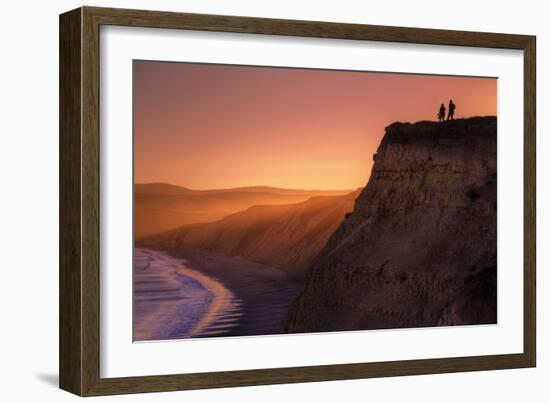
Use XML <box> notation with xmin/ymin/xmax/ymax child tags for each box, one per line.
<box><xmin>286</xmin><ymin>116</ymin><xmax>497</xmax><ymax>332</ymax></box>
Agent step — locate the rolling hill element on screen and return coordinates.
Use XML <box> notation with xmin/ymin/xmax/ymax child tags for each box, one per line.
<box><xmin>135</xmin><ymin>183</ymin><xmax>353</xmax><ymax>239</ymax></box>
<box><xmin>140</xmin><ymin>189</ymin><xmax>361</xmax><ymax>278</ymax></box>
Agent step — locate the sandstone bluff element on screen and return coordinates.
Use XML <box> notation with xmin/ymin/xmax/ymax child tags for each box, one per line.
<box><xmin>287</xmin><ymin>116</ymin><xmax>497</xmax><ymax>332</ymax></box>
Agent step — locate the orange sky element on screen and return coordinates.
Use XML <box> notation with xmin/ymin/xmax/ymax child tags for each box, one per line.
<box><xmin>134</xmin><ymin>61</ymin><xmax>496</xmax><ymax>190</ymax></box>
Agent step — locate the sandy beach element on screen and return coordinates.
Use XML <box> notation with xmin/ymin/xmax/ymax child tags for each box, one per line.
<box><xmin>133</xmin><ymin>248</ymin><xmax>241</xmax><ymax>341</ymax></box>
<box><xmin>134</xmin><ymin>248</ymin><xmax>303</xmax><ymax>340</ymax></box>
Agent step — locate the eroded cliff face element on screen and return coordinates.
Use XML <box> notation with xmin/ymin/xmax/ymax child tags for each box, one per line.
<box><xmin>286</xmin><ymin>117</ymin><xmax>497</xmax><ymax>332</ymax></box>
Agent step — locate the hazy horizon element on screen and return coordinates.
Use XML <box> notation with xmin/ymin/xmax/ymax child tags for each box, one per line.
<box><xmin>135</xmin><ymin>181</ymin><xmax>359</xmax><ymax>192</ymax></box>
<box><xmin>134</xmin><ymin>61</ymin><xmax>497</xmax><ymax>190</ymax></box>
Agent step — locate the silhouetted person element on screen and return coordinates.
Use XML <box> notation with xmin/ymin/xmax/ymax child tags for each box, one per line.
<box><xmin>438</xmin><ymin>103</ymin><xmax>446</xmax><ymax>122</ymax></box>
<box><xmin>447</xmin><ymin>99</ymin><xmax>456</xmax><ymax>120</ymax></box>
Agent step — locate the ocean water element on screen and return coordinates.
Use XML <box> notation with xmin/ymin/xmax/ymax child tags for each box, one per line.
<box><xmin>133</xmin><ymin>248</ymin><xmax>241</xmax><ymax>341</ymax></box>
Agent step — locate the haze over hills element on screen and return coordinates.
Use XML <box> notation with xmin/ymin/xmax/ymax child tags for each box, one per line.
<box><xmin>136</xmin><ymin>183</ymin><xmax>351</xmax><ymax>195</ymax></box>
<box><xmin>139</xmin><ymin>189</ymin><xmax>361</xmax><ymax>278</ymax></box>
<box><xmin>135</xmin><ymin>183</ymin><xmax>353</xmax><ymax>239</ymax></box>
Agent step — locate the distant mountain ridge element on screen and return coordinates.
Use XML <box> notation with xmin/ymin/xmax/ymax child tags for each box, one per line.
<box><xmin>136</xmin><ymin>183</ymin><xmax>351</xmax><ymax>196</ymax></box>
<box><xmin>135</xmin><ymin>183</ymin><xmax>353</xmax><ymax>239</ymax></box>
<box><xmin>140</xmin><ymin>189</ymin><xmax>361</xmax><ymax>278</ymax></box>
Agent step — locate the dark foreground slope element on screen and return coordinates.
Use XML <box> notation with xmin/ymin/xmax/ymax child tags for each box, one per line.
<box><xmin>141</xmin><ymin>190</ymin><xmax>361</xmax><ymax>279</ymax></box>
<box><xmin>287</xmin><ymin>117</ymin><xmax>497</xmax><ymax>332</ymax></box>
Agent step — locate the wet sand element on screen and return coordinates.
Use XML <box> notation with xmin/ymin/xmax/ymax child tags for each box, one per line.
<box><xmin>134</xmin><ymin>248</ymin><xmax>241</xmax><ymax>341</ymax></box>
<box><xmin>169</xmin><ymin>249</ymin><xmax>304</xmax><ymax>338</ymax></box>
<box><xmin>134</xmin><ymin>248</ymin><xmax>303</xmax><ymax>340</ymax></box>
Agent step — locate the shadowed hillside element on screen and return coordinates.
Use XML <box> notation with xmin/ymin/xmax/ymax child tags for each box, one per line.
<box><xmin>140</xmin><ymin>189</ymin><xmax>361</xmax><ymax>278</ymax></box>
<box><xmin>287</xmin><ymin>117</ymin><xmax>497</xmax><ymax>332</ymax></box>
<box><xmin>135</xmin><ymin>184</ymin><xmax>353</xmax><ymax>240</ymax></box>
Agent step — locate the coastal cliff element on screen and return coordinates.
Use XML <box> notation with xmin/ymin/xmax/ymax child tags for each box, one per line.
<box><xmin>286</xmin><ymin>116</ymin><xmax>497</xmax><ymax>332</ymax></box>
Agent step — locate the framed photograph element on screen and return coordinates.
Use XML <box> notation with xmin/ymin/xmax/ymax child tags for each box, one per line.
<box><xmin>59</xmin><ymin>6</ymin><xmax>536</xmax><ymax>396</ymax></box>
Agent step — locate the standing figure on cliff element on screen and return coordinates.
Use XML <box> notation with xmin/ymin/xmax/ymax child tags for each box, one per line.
<box><xmin>438</xmin><ymin>103</ymin><xmax>446</xmax><ymax>122</ymax></box>
<box><xmin>447</xmin><ymin>99</ymin><xmax>456</xmax><ymax>120</ymax></box>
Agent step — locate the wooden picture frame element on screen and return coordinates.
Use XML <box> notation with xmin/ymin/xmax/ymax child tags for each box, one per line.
<box><xmin>59</xmin><ymin>6</ymin><xmax>536</xmax><ymax>396</ymax></box>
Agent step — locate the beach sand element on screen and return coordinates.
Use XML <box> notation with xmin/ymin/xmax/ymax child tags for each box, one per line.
<box><xmin>133</xmin><ymin>248</ymin><xmax>303</xmax><ymax>341</ymax></box>
<box><xmin>133</xmin><ymin>248</ymin><xmax>240</xmax><ymax>341</ymax></box>
<box><xmin>170</xmin><ymin>249</ymin><xmax>304</xmax><ymax>338</ymax></box>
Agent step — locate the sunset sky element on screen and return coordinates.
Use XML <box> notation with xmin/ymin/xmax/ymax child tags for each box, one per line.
<box><xmin>134</xmin><ymin>61</ymin><xmax>497</xmax><ymax>190</ymax></box>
